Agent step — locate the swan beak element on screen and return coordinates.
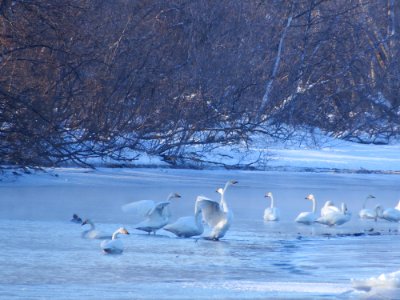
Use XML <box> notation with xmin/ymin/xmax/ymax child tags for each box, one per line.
<box><xmin>231</xmin><ymin>180</ymin><xmax>238</xmax><ymax>184</ymax></box>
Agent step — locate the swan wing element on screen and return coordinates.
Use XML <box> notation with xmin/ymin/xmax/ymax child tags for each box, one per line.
<box><xmin>164</xmin><ymin>216</ymin><xmax>202</xmax><ymax>237</ymax></box>
<box><xmin>196</xmin><ymin>196</ymin><xmax>223</xmax><ymax>227</ymax></box>
<box><xmin>148</xmin><ymin>201</ymin><xmax>171</xmax><ymax>217</ymax></box>
<box><xmin>101</xmin><ymin>239</ymin><xmax>123</xmax><ymax>254</ymax></box>
<box><xmin>383</xmin><ymin>208</ymin><xmax>400</xmax><ymax>222</ymax></box>
<box><xmin>121</xmin><ymin>200</ymin><xmax>155</xmax><ymax>217</ymax></box>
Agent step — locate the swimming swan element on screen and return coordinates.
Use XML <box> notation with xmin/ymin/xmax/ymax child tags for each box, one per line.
<box><xmin>197</xmin><ymin>180</ymin><xmax>238</xmax><ymax>240</ymax></box>
<box><xmin>316</xmin><ymin>203</ymin><xmax>351</xmax><ymax>226</ymax></box>
<box><xmin>163</xmin><ymin>197</ymin><xmax>204</xmax><ymax>238</ymax></box>
<box><xmin>81</xmin><ymin>219</ymin><xmax>112</xmax><ymax>239</ymax></box>
<box><xmin>295</xmin><ymin>194</ymin><xmax>318</xmax><ymax>225</ymax></box>
<box><xmin>263</xmin><ymin>192</ymin><xmax>280</xmax><ymax>221</ymax></box>
<box><xmin>122</xmin><ymin>192</ymin><xmax>181</xmax><ymax>234</ymax></box>
<box><xmin>382</xmin><ymin>200</ymin><xmax>400</xmax><ymax>222</ymax></box>
<box><xmin>100</xmin><ymin>227</ymin><xmax>130</xmax><ymax>254</ymax></box>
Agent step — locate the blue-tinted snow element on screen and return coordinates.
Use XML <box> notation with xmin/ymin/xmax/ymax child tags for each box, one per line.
<box><xmin>1</xmin><ymin>168</ymin><xmax>400</xmax><ymax>299</ymax></box>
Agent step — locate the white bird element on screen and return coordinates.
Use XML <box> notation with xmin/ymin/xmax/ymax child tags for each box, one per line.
<box><xmin>122</xmin><ymin>192</ymin><xmax>181</xmax><ymax>234</ymax></box>
<box><xmin>360</xmin><ymin>204</ymin><xmax>383</xmax><ymax>221</ymax></box>
<box><xmin>163</xmin><ymin>197</ymin><xmax>204</xmax><ymax>238</ymax></box>
<box><xmin>197</xmin><ymin>180</ymin><xmax>238</xmax><ymax>240</ymax></box>
<box><xmin>295</xmin><ymin>194</ymin><xmax>318</xmax><ymax>225</ymax></box>
<box><xmin>352</xmin><ymin>270</ymin><xmax>400</xmax><ymax>296</ymax></box>
<box><xmin>382</xmin><ymin>200</ymin><xmax>400</xmax><ymax>222</ymax></box>
<box><xmin>316</xmin><ymin>203</ymin><xmax>351</xmax><ymax>226</ymax></box>
<box><xmin>359</xmin><ymin>195</ymin><xmax>380</xmax><ymax>220</ymax></box>
<box><xmin>263</xmin><ymin>192</ymin><xmax>280</xmax><ymax>221</ymax></box>
<box><xmin>320</xmin><ymin>201</ymin><xmax>340</xmax><ymax>217</ymax></box>
<box><xmin>100</xmin><ymin>227</ymin><xmax>130</xmax><ymax>254</ymax></box>
<box><xmin>81</xmin><ymin>219</ymin><xmax>112</xmax><ymax>239</ymax></box>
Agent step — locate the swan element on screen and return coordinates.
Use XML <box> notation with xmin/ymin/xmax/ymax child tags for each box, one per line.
<box><xmin>71</xmin><ymin>214</ymin><xmax>82</xmax><ymax>224</ymax></box>
<box><xmin>382</xmin><ymin>200</ymin><xmax>400</xmax><ymax>222</ymax></box>
<box><xmin>81</xmin><ymin>219</ymin><xmax>112</xmax><ymax>239</ymax></box>
<box><xmin>320</xmin><ymin>201</ymin><xmax>340</xmax><ymax>217</ymax></box>
<box><xmin>352</xmin><ymin>270</ymin><xmax>400</xmax><ymax>296</ymax></box>
<box><xmin>100</xmin><ymin>227</ymin><xmax>130</xmax><ymax>254</ymax></box>
<box><xmin>163</xmin><ymin>197</ymin><xmax>204</xmax><ymax>238</ymax></box>
<box><xmin>359</xmin><ymin>204</ymin><xmax>383</xmax><ymax>221</ymax></box>
<box><xmin>122</xmin><ymin>192</ymin><xmax>181</xmax><ymax>234</ymax></box>
<box><xmin>197</xmin><ymin>179</ymin><xmax>238</xmax><ymax>240</ymax></box>
<box><xmin>359</xmin><ymin>195</ymin><xmax>379</xmax><ymax>220</ymax></box>
<box><xmin>295</xmin><ymin>194</ymin><xmax>317</xmax><ymax>225</ymax></box>
<box><xmin>316</xmin><ymin>203</ymin><xmax>351</xmax><ymax>226</ymax></box>
<box><xmin>263</xmin><ymin>192</ymin><xmax>280</xmax><ymax>221</ymax></box>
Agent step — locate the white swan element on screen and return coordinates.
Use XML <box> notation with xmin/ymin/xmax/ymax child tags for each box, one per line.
<box><xmin>382</xmin><ymin>200</ymin><xmax>400</xmax><ymax>222</ymax></box>
<box><xmin>352</xmin><ymin>269</ymin><xmax>400</xmax><ymax>296</ymax></box>
<box><xmin>320</xmin><ymin>201</ymin><xmax>340</xmax><ymax>217</ymax></box>
<box><xmin>122</xmin><ymin>192</ymin><xmax>181</xmax><ymax>234</ymax></box>
<box><xmin>359</xmin><ymin>195</ymin><xmax>380</xmax><ymax>220</ymax></box>
<box><xmin>295</xmin><ymin>194</ymin><xmax>317</xmax><ymax>225</ymax></box>
<box><xmin>71</xmin><ymin>214</ymin><xmax>82</xmax><ymax>224</ymax></box>
<box><xmin>359</xmin><ymin>204</ymin><xmax>383</xmax><ymax>221</ymax></box>
<box><xmin>163</xmin><ymin>197</ymin><xmax>204</xmax><ymax>238</ymax></box>
<box><xmin>197</xmin><ymin>180</ymin><xmax>238</xmax><ymax>240</ymax></box>
<box><xmin>81</xmin><ymin>219</ymin><xmax>112</xmax><ymax>239</ymax></box>
<box><xmin>100</xmin><ymin>227</ymin><xmax>130</xmax><ymax>254</ymax></box>
<box><xmin>316</xmin><ymin>203</ymin><xmax>351</xmax><ymax>226</ymax></box>
<box><xmin>263</xmin><ymin>192</ymin><xmax>280</xmax><ymax>221</ymax></box>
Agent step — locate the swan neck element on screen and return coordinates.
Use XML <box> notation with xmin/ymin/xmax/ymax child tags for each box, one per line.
<box><xmin>112</xmin><ymin>230</ymin><xmax>120</xmax><ymax>240</ymax></box>
<box><xmin>270</xmin><ymin>195</ymin><xmax>274</xmax><ymax>208</ymax></box>
<box><xmin>311</xmin><ymin>198</ymin><xmax>316</xmax><ymax>213</ymax></box>
<box><xmin>223</xmin><ymin>181</ymin><xmax>232</xmax><ymax>193</ymax></box>
<box><xmin>87</xmin><ymin>221</ymin><xmax>95</xmax><ymax>230</ymax></box>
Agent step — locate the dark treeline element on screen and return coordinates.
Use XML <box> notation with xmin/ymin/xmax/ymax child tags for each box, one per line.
<box><xmin>1</xmin><ymin>0</ymin><xmax>399</xmax><ymax>168</ymax></box>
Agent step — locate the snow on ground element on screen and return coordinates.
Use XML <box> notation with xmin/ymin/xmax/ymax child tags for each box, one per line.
<box><xmin>1</xmin><ymin>135</ymin><xmax>400</xmax><ymax>299</ymax></box>
<box><xmin>79</xmin><ymin>134</ymin><xmax>400</xmax><ymax>173</ymax></box>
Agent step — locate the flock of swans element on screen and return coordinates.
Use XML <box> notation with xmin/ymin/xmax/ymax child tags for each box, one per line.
<box><xmin>72</xmin><ymin>179</ymin><xmax>400</xmax><ymax>255</ymax></box>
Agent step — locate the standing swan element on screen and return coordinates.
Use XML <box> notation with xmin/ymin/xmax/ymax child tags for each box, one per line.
<box><xmin>197</xmin><ymin>180</ymin><xmax>238</xmax><ymax>240</ymax></box>
<box><xmin>100</xmin><ymin>227</ymin><xmax>130</xmax><ymax>254</ymax></box>
<box><xmin>359</xmin><ymin>195</ymin><xmax>379</xmax><ymax>220</ymax></box>
<box><xmin>316</xmin><ymin>203</ymin><xmax>351</xmax><ymax>226</ymax></box>
<box><xmin>122</xmin><ymin>192</ymin><xmax>181</xmax><ymax>235</ymax></box>
<box><xmin>382</xmin><ymin>200</ymin><xmax>400</xmax><ymax>222</ymax></box>
<box><xmin>263</xmin><ymin>192</ymin><xmax>280</xmax><ymax>221</ymax></box>
<box><xmin>163</xmin><ymin>197</ymin><xmax>204</xmax><ymax>238</ymax></box>
<box><xmin>295</xmin><ymin>194</ymin><xmax>318</xmax><ymax>225</ymax></box>
<box><xmin>320</xmin><ymin>201</ymin><xmax>340</xmax><ymax>217</ymax></box>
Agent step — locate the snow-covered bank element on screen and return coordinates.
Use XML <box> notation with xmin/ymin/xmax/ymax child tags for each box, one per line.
<box><xmin>82</xmin><ymin>136</ymin><xmax>400</xmax><ymax>174</ymax></box>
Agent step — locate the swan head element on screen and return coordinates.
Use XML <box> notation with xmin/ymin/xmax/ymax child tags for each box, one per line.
<box><xmin>216</xmin><ymin>188</ymin><xmax>224</xmax><ymax>195</ymax></box>
<box><xmin>367</xmin><ymin>195</ymin><xmax>376</xmax><ymax>199</ymax></box>
<box><xmin>265</xmin><ymin>192</ymin><xmax>273</xmax><ymax>198</ymax></box>
<box><xmin>117</xmin><ymin>227</ymin><xmax>130</xmax><ymax>235</ymax></box>
<box><xmin>305</xmin><ymin>194</ymin><xmax>315</xmax><ymax>201</ymax></box>
<box><xmin>225</xmin><ymin>180</ymin><xmax>238</xmax><ymax>187</ymax></box>
<box><xmin>167</xmin><ymin>192</ymin><xmax>181</xmax><ymax>200</ymax></box>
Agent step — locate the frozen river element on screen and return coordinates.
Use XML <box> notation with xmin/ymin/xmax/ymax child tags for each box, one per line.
<box><xmin>1</xmin><ymin>168</ymin><xmax>400</xmax><ymax>299</ymax></box>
